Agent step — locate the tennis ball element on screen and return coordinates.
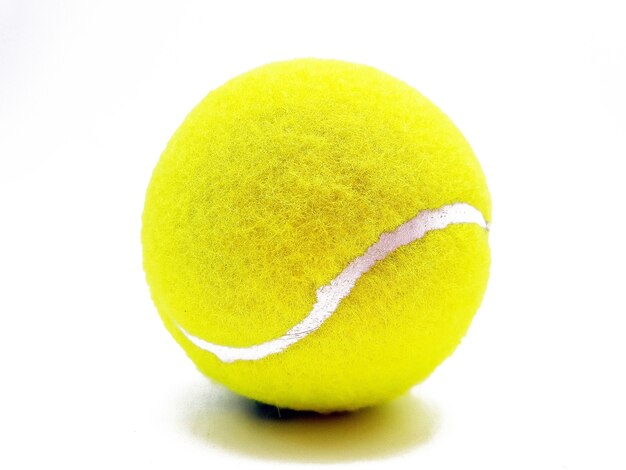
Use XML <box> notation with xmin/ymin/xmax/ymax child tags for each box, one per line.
<box><xmin>142</xmin><ymin>58</ymin><xmax>490</xmax><ymax>412</ymax></box>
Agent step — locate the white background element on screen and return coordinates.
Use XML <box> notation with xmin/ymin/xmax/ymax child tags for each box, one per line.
<box><xmin>1</xmin><ymin>1</ymin><xmax>625</xmax><ymax>468</ymax></box>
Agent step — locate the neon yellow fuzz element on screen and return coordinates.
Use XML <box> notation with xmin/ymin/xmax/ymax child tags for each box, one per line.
<box><xmin>142</xmin><ymin>58</ymin><xmax>491</xmax><ymax>412</ymax></box>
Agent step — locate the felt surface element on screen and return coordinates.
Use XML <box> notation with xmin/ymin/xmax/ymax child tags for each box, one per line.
<box><xmin>142</xmin><ymin>58</ymin><xmax>491</xmax><ymax>412</ymax></box>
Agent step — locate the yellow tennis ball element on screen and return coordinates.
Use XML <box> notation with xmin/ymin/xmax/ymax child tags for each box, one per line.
<box><xmin>142</xmin><ymin>58</ymin><xmax>491</xmax><ymax>412</ymax></box>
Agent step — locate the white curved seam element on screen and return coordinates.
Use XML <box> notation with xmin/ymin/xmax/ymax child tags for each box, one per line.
<box><xmin>174</xmin><ymin>202</ymin><xmax>488</xmax><ymax>363</ymax></box>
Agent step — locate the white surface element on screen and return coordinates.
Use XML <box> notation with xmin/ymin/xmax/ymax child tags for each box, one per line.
<box><xmin>1</xmin><ymin>1</ymin><xmax>625</xmax><ymax>468</ymax></box>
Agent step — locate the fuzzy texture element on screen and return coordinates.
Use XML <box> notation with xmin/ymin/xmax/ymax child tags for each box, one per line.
<box><xmin>142</xmin><ymin>58</ymin><xmax>491</xmax><ymax>412</ymax></box>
